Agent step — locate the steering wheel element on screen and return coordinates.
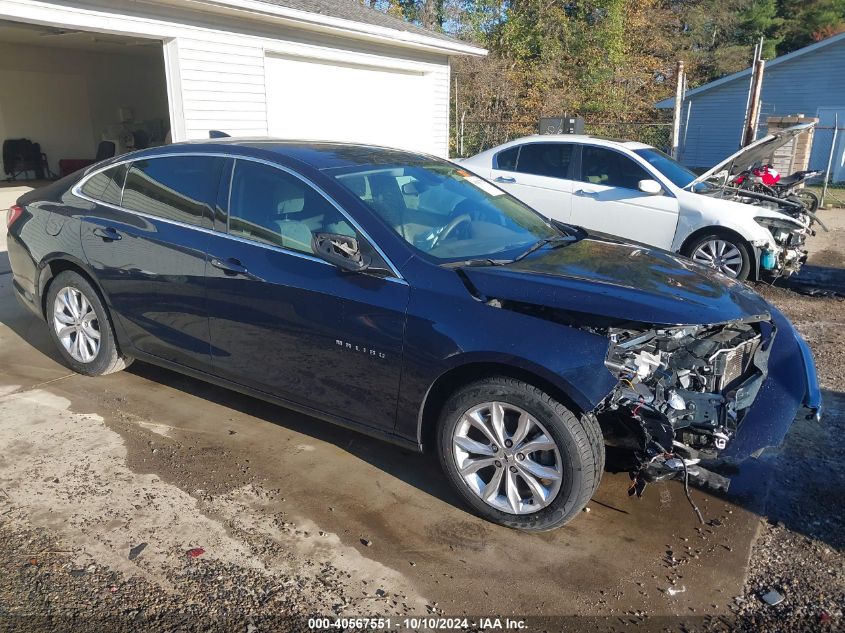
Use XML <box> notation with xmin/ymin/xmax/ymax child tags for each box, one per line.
<box><xmin>429</xmin><ymin>214</ymin><xmax>471</xmax><ymax>251</ymax></box>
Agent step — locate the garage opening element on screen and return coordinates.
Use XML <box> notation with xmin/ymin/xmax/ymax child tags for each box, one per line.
<box><xmin>0</xmin><ymin>20</ymin><xmax>170</xmax><ymax>182</ymax></box>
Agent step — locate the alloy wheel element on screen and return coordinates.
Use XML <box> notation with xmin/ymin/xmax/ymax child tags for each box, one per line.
<box><xmin>53</xmin><ymin>287</ymin><xmax>101</xmax><ymax>363</ymax></box>
<box><xmin>691</xmin><ymin>239</ymin><xmax>744</xmax><ymax>277</ymax></box>
<box><xmin>452</xmin><ymin>402</ymin><xmax>562</xmax><ymax>514</ymax></box>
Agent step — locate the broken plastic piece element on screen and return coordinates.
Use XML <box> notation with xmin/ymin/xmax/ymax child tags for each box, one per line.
<box><xmin>128</xmin><ymin>542</ymin><xmax>147</xmax><ymax>561</ymax></box>
<box><xmin>761</xmin><ymin>590</ymin><xmax>785</xmax><ymax>606</ymax></box>
<box><xmin>186</xmin><ymin>547</ymin><xmax>205</xmax><ymax>558</ymax></box>
<box><xmin>666</xmin><ymin>585</ymin><xmax>686</xmax><ymax>596</ymax></box>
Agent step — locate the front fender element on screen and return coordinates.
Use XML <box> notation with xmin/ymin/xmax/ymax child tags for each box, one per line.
<box><xmin>396</xmin><ymin>281</ymin><xmax>617</xmax><ymax>445</ymax></box>
<box><xmin>673</xmin><ymin>193</ymin><xmax>778</xmax><ymax>252</ymax></box>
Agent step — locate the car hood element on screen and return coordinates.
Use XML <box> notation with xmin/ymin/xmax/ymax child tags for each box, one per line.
<box><xmin>691</xmin><ymin>122</ymin><xmax>815</xmax><ymax>186</ymax></box>
<box><xmin>460</xmin><ymin>235</ymin><xmax>772</xmax><ymax>326</ymax></box>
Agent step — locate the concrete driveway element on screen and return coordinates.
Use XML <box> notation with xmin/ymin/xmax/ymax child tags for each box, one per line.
<box><xmin>0</xmin><ymin>185</ymin><xmax>791</xmax><ymax>628</ymax></box>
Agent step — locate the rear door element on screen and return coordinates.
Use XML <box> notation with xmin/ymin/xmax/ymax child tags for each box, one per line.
<box><xmin>204</xmin><ymin>158</ymin><xmax>409</xmax><ymax>431</ymax></box>
<box><xmin>569</xmin><ymin>145</ymin><xmax>679</xmax><ymax>248</ymax></box>
<box><xmin>489</xmin><ymin>142</ymin><xmax>575</xmax><ymax>222</ymax></box>
<box><xmin>79</xmin><ymin>155</ymin><xmax>224</xmax><ymax>370</ymax></box>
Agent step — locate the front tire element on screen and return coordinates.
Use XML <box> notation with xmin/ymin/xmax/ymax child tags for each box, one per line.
<box><xmin>437</xmin><ymin>377</ymin><xmax>604</xmax><ymax>531</ymax></box>
<box><xmin>46</xmin><ymin>271</ymin><xmax>132</xmax><ymax>376</ymax></box>
<box><xmin>683</xmin><ymin>233</ymin><xmax>752</xmax><ymax>280</ymax></box>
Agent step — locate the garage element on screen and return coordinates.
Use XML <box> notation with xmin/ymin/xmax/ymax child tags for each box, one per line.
<box><xmin>0</xmin><ymin>0</ymin><xmax>485</xmax><ymax>174</ymax></box>
<box><xmin>265</xmin><ymin>54</ymin><xmax>435</xmax><ymax>153</ymax></box>
<box><xmin>0</xmin><ymin>20</ymin><xmax>170</xmax><ymax>180</ymax></box>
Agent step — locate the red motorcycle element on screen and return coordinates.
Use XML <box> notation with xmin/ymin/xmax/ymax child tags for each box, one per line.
<box><xmin>732</xmin><ymin>164</ymin><xmax>823</xmax><ymax>211</ymax></box>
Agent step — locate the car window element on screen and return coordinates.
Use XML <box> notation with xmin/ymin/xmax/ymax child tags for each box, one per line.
<box><xmin>328</xmin><ymin>161</ymin><xmax>560</xmax><ymax>262</ymax></box>
<box><xmin>494</xmin><ymin>146</ymin><xmax>519</xmax><ymax>171</ymax></box>
<box><xmin>580</xmin><ymin>146</ymin><xmax>652</xmax><ymax>190</ymax></box>
<box><xmin>80</xmin><ymin>164</ymin><xmax>127</xmax><ymax>206</ymax></box>
<box><xmin>228</xmin><ymin>160</ymin><xmax>358</xmax><ymax>256</ymax></box>
<box><xmin>515</xmin><ymin>143</ymin><xmax>573</xmax><ymax>178</ymax></box>
<box><xmin>122</xmin><ymin>156</ymin><xmax>221</xmax><ymax>228</ymax></box>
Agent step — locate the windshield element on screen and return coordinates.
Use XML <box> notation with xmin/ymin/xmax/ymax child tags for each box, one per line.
<box><xmin>634</xmin><ymin>148</ymin><xmax>714</xmax><ymax>193</ymax></box>
<box><xmin>325</xmin><ymin>160</ymin><xmax>564</xmax><ymax>262</ymax></box>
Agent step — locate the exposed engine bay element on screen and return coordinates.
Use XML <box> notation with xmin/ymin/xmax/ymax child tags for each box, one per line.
<box><xmin>597</xmin><ymin>318</ymin><xmax>774</xmax><ymax>498</ymax></box>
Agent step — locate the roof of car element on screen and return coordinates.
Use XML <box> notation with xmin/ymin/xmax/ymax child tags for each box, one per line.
<box><xmin>145</xmin><ymin>138</ymin><xmax>440</xmax><ymax>170</ymax></box>
<box><xmin>461</xmin><ymin>135</ymin><xmax>656</xmax><ymax>161</ymax></box>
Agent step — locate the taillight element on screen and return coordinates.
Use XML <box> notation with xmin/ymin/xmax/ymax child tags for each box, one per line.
<box><xmin>7</xmin><ymin>204</ymin><xmax>24</xmax><ymax>228</ymax></box>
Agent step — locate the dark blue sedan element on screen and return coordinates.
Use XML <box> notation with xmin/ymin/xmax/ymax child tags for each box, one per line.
<box><xmin>6</xmin><ymin>140</ymin><xmax>821</xmax><ymax>531</ymax></box>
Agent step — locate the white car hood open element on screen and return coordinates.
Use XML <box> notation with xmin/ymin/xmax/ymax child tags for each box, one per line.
<box><xmin>691</xmin><ymin>122</ymin><xmax>816</xmax><ymax>186</ymax></box>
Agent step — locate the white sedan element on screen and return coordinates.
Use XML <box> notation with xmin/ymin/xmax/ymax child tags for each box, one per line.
<box><xmin>460</xmin><ymin>127</ymin><xmax>815</xmax><ymax>280</ymax></box>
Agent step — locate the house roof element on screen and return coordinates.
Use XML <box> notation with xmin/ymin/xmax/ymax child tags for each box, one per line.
<box><xmin>655</xmin><ymin>31</ymin><xmax>845</xmax><ymax>108</ymax></box>
<box><xmin>190</xmin><ymin>0</ymin><xmax>487</xmax><ymax>56</ymax></box>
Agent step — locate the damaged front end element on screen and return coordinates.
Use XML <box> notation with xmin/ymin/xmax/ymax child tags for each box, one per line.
<box><xmin>716</xmin><ymin>188</ymin><xmax>820</xmax><ymax>277</ymax></box>
<box><xmin>597</xmin><ymin>318</ymin><xmax>776</xmax><ymax>496</ymax></box>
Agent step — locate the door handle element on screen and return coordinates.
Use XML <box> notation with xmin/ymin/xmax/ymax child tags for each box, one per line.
<box><xmin>210</xmin><ymin>257</ymin><xmax>250</xmax><ymax>276</ymax></box>
<box><xmin>575</xmin><ymin>189</ymin><xmax>599</xmax><ymax>197</ymax></box>
<box><xmin>494</xmin><ymin>176</ymin><xmax>516</xmax><ymax>184</ymax></box>
<box><xmin>92</xmin><ymin>227</ymin><xmax>122</xmax><ymax>241</ymax></box>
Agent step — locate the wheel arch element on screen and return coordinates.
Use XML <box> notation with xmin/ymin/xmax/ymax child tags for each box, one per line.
<box><xmin>38</xmin><ymin>255</ymin><xmax>103</xmax><ymax>319</ymax></box>
<box><xmin>679</xmin><ymin>225</ymin><xmax>760</xmax><ymax>280</ymax></box>
<box><xmin>416</xmin><ymin>360</ymin><xmax>595</xmax><ymax>453</ymax></box>
<box><xmin>37</xmin><ymin>257</ymin><xmax>130</xmax><ymax>354</ymax></box>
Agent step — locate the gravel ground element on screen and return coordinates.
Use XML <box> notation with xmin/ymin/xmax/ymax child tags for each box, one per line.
<box><xmin>724</xmin><ymin>283</ymin><xmax>845</xmax><ymax>633</ymax></box>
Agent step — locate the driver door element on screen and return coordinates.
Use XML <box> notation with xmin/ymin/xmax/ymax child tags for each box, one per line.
<box><xmin>204</xmin><ymin>159</ymin><xmax>409</xmax><ymax>431</ymax></box>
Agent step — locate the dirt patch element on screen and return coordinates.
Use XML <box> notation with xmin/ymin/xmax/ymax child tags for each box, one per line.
<box><xmin>0</xmin><ymin>389</ymin><xmax>428</xmax><ymax>631</ymax></box>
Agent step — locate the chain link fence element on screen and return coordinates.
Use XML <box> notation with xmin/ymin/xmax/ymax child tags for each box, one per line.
<box><xmin>451</xmin><ymin>120</ymin><xmax>673</xmax><ymax>159</ymax></box>
<box><xmin>808</xmin><ymin>125</ymin><xmax>845</xmax><ymax>208</ymax></box>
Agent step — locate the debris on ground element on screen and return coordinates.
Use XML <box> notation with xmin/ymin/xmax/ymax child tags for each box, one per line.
<box><xmin>760</xmin><ymin>589</ymin><xmax>785</xmax><ymax>606</ymax></box>
<box><xmin>186</xmin><ymin>547</ymin><xmax>205</xmax><ymax>558</ymax></box>
<box><xmin>128</xmin><ymin>543</ymin><xmax>147</xmax><ymax>561</ymax></box>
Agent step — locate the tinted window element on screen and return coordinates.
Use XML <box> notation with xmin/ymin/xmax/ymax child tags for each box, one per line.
<box><xmin>495</xmin><ymin>146</ymin><xmax>519</xmax><ymax>171</ymax></box>
<box><xmin>81</xmin><ymin>164</ymin><xmax>127</xmax><ymax>206</ymax></box>
<box><xmin>228</xmin><ymin>160</ymin><xmax>357</xmax><ymax>255</ymax></box>
<box><xmin>515</xmin><ymin>143</ymin><xmax>573</xmax><ymax>178</ymax></box>
<box><xmin>580</xmin><ymin>146</ymin><xmax>652</xmax><ymax>190</ymax></box>
<box><xmin>122</xmin><ymin>156</ymin><xmax>221</xmax><ymax>227</ymax></box>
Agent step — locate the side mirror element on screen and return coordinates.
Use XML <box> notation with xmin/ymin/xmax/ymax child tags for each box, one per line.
<box><xmin>638</xmin><ymin>179</ymin><xmax>663</xmax><ymax>195</ymax></box>
<box><xmin>312</xmin><ymin>233</ymin><xmax>369</xmax><ymax>272</ymax></box>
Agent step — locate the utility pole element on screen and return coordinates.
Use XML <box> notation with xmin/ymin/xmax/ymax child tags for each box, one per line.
<box><xmin>671</xmin><ymin>60</ymin><xmax>685</xmax><ymax>158</ymax></box>
<box><xmin>741</xmin><ymin>38</ymin><xmax>766</xmax><ymax>147</ymax></box>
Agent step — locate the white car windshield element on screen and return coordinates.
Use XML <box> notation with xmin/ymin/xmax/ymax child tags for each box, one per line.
<box><xmin>634</xmin><ymin>148</ymin><xmax>714</xmax><ymax>193</ymax></box>
<box><xmin>326</xmin><ymin>160</ymin><xmax>570</xmax><ymax>263</ymax></box>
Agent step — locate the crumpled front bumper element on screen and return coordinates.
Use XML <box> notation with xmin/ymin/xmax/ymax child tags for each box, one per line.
<box><xmin>721</xmin><ymin>305</ymin><xmax>821</xmax><ymax>460</ymax></box>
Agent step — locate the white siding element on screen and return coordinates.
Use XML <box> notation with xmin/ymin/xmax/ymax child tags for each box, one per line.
<box><xmin>176</xmin><ymin>39</ymin><xmax>268</xmax><ymax>137</ymax></box>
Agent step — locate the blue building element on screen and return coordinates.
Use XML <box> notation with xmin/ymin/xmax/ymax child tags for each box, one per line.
<box><xmin>656</xmin><ymin>32</ymin><xmax>845</xmax><ymax>181</ymax></box>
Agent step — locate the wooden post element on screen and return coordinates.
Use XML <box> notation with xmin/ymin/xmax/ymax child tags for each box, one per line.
<box><xmin>671</xmin><ymin>60</ymin><xmax>685</xmax><ymax>158</ymax></box>
<box><xmin>740</xmin><ymin>38</ymin><xmax>762</xmax><ymax>147</ymax></box>
<box><xmin>742</xmin><ymin>56</ymin><xmax>766</xmax><ymax>147</ymax></box>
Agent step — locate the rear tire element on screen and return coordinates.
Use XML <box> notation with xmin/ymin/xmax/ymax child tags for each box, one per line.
<box><xmin>796</xmin><ymin>189</ymin><xmax>820</xmax><ymax>213</ymax></box>
<box><xmin>437</xmin><ymin>377</ymin><xmax>604</xmax><ymax>531</ymax></box>
<box><xmin>46</xmin><ymin>271</ymin><xmax>132</xmax><ymax>376</ymax></box>
<box><xmin>682</xmin><ymin>232</ymin><xmax>752</xmax><ymax>280</ymax></box>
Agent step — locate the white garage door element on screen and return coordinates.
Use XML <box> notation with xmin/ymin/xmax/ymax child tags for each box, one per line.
<box><xmin>265</xmin><ymin>54</ymin><xmax>435</xmax><ymax>154</ymax></box>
